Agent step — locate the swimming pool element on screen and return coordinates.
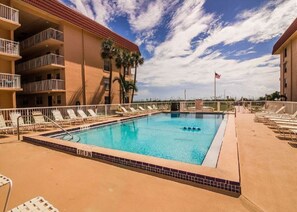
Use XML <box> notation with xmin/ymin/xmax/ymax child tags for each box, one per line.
<box><xmin>53</xmin><ymin>113</ymin><xmax>224</xmax><ymax>165</ymax></box>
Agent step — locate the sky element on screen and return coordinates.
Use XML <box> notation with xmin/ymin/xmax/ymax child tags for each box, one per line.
<box><xmin>60</xmin><ymin>0</ymin><xmax>297</xmax><ymax>100</ymax></box>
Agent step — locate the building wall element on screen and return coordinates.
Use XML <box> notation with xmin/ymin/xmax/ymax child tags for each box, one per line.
<box><xmin>0</xmin><ymin>1</ymin><xmax>18</xmax><ymax>108</ymax></box>
<box><xmin>280</xmin><ymin>37</ymin><xmax>297</xmax><ymax>101</ymax></box>
<box><xmin>63</xmin><ymin>23</ymin><xmax>121</xmax><ymax>106</ymax></box>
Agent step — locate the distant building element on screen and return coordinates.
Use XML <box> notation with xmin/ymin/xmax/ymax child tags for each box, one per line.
<box><xmin>0</xmin><ymin>0</ymin><xmax>139</xmax><ymax>108</ymax></box>
<box><xmin>273</xmin><ymin>18</ymin><xmax>297</xmax><ymax>101</ymax></box>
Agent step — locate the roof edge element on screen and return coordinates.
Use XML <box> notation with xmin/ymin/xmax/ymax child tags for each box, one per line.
<box><xmin>272</xmin><ymin>18</ymin><xmax>297</xmax><ymax>55</ymax></box>
<box><xmin>20</xmin><ymin>0</ymin><xmax>140</xmax><ymax>52</ymax></box>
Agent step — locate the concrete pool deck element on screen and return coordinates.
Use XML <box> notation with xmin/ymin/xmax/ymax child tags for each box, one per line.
<box><xmin>1</xmin><ymin>108</ymin><xmax>297</xmax><ymax>211</ymax></box>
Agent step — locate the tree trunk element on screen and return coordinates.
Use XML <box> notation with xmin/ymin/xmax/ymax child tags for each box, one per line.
<box><xmin>131</xmin><ymin>66</ymin><xmax>137</xmax><ymax>103</ymax></box>
<box><xmin>108</xmin><ymin>59</ymin><xmax>112</xmax><ymax>104</ymax></box>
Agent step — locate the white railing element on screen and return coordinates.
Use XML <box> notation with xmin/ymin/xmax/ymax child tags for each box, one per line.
<box><xmin>22</xmin><ymin>79</ymin><xmax>65</xmax><ymax>93</ymax></box>
<box><xmin>0</xmin><ymin>101</ymin><xmax>235</xmax><ymax>124</ymax></box>
<box><xmin>0</xmin><ymin>73</ymin><xmax>21</xmax><ymax>89</ymax></box>
<box><xmin>0</xmin><ymin>38</ymin><xmax>20</xmax><ymax>55</ymax></box>
<box><xmin>20</xmin><ymin>28</ymin><xmax>64</xmax><ymax>50</ymax></box>
<box><xmin>0</xmin><ymin>3</ymin><xmax>19</xmax><ymax>23</ymax></box>
<box><xmin>16</xmin><ymin>53</ymin><xmax>64</xmax><ymax>72</ymax></box>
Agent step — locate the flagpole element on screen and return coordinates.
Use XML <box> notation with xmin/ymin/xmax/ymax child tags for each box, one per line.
<box><xmin>214</xmin><ymin>72</ymin><xmax>216</xmax><ymax>100</ymax></box>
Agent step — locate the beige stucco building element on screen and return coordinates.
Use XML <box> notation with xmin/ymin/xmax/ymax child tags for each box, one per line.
<box><xmin>273</xmin><ymin>18</ymin><xmax>297</xmax><ymax>101</ymax></box>
<box><xmin>0</xmin><ymin>0</ymin><xmax>138</xmax><ymax>108</ymax></box>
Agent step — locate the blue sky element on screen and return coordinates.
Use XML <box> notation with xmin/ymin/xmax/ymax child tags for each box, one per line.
<box><xmin>60</xmin><ymin>0</ymin><xmax>296</xmax><ymax>100</ymax></box>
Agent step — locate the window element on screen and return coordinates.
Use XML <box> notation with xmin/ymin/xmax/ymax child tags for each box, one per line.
<box><xmin>35</xmin><ymin>76</ymin><xmax>42</xmax><ymax>81</ymax></box>
<box><xmin>103</xmin><ymin>78</ymin><xmax>110</xmax><ymax>90</ymax></box>
<box><xmin>36</xmin><ymin>96</ymin><xmax>43</xmax><ymax>105</ymax></box>
<box><xmin>56</xmin><ymin>73</ymin><xmax>60</xmax><ymax>79</ymax></box>
<box><xmin>47</xmin><ymin>74</ymin><xmax>52</xmax><ymax>79</ymax></box>
<box><xmin>284</xmin><ymin>48</ymin><xmax>287</xmax><ymax>57</ymax></box>
<box><xmin>57</xmin><ymin>95</ymin><xmax>61</xmax><ymax>104</ymax></box>
<box><xmin>104</xmin><ymin>59</ymin><xmax>111</xmax><ymax>72</ymax></box>
<box><xmin>283</xmin><ymin>63</ymin><xmax>287</xmax><ymax>73</ymax></box>
<box><xmin>284</xmin><ymin>78</ymin><xmax>287</xmax><ymax>88</ymax></box>
<box><xmin>104</xmin><ymin>96</ymin><xmax>110</xmax><ymax>104</ymax></box>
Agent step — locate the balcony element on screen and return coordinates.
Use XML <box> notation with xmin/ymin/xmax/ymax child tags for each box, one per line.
<box><xmin>20</xmin><ymin>28</ymin><xmax>64</xmax><ymax>53</ymax></box>
<box><xmin>0</xmin><ymin>3</ymin><xmax>20</xmax><ymax>30</ymax></box>
<box><xmin>0</xmin><ymin>38</ymin><xmax>21</xmax><ymax>61</ymax></box>
<box><xmin>22</xmin><ymin>79</ymin><xmax>65</xmax><ymax>94</ymax></box>
<box><xmin>0</xmin><ymin>73</ymin><xmax>22</xmax><ymax>91</ymax></box>
<box><xmin>16</xmin><ymin>53</ymin><xmax>65</xmax><ymax>74</ymax></box>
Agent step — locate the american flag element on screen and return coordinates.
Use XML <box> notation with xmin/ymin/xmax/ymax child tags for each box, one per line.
<box><xmin>215</xmin><ymin>72</ymin><xmax>221</xmax><ymax>79</ymax></box>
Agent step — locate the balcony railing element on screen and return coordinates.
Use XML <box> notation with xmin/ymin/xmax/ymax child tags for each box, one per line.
<box><xmin>22</xmin><ymin>79</ymin><xmax>65</xmax><ymax>93</ymax></box>
<box><xmin>0</xmin><ymin>73</ymin><xmax>21</xmax><ymax>89</ymax></box>
<box><xmin>0</xmin><ymin>3</ymin><xmax>19</xmax><ymax>23</ymax></box>
<box><xmin>20</xmin><ymin>28</ymin><xmax>64</xmax><ymax>50</ymax></box>
<box><xmin>16</xmin><ymin>53</ymin><xmax>64</xmax><ymax>72</ymax></box>
<box><xmin>0</xmin><ymin>38</ymin><xmax>20</xmax><ymax>56</ymax></box>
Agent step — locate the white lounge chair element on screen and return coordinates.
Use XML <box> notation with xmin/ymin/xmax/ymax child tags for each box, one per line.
<box><xmin>9</xmin><ymin>112</ymin><xmax>33</xmax><ymax>131</ymax></box>
<box><xmin>0</xmin><ymin>174</ymin><xmax>12</xmax><ymax>212</ymax></box>
<box><xmin>32</xmin><ymin>111</ymin><xmax>53</xmax><ymax>128</ymax></box>
<box><xmin>67</xmin><ymin>109</ymin><xmax>85</xmax><ymax>124</ymax></box>
<box><xmin>138</xmin><ymin>106</ymin><xmax>146</xmax><ymax>112</ymax></box>
<box><xmin>116</xmin><ymin>106</ymin><xmax>133</xmax><ymax>116</ymax></box>
<box><xmin>87</xmin><ymin>109</ymin><xmax>104</xmax><ymax>120</ymax></box>
<box><xmin>52</xmin><ymin>110</ymin><xmax>72</xmax><ymax>126</ymax></box>
<box><xmin>152</xmin><ymin>105</ymin><xmax>158</xmax><ymax>110</ymax></box>
<box><xmin>129</xmin><ymin>107</ymin><xmax>141</xmax><ymax>114</ymax></box>
<box><xmin>8</xmin><ymin>196</ymin><xmax>59</xmax><ymax>212</ymax></box>
<box><xmin>147</xmin><ymin>106</ymin><xmax>154</xmax><ymax>111</ymax></box>
<box><xmin>0</xmin><ymin>114</ymin><xmax>14</xmax><ymax>134</ymax></box>
<box><xmin>77</xmin><ymin>109</ymin><xmax>98</xmax><ymax>122</ymax></box>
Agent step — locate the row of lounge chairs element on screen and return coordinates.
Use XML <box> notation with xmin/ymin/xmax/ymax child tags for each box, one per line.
<box><xmin>0</xmin><ymin>109</ymin><xmax>104</xmax><ymax>134</ymax></box>
<box><xmin>116</xmin><ymin>105</ymin><xmax>159</xmax><ymax>116</ymax></box>
<box><xmin>255</xmin><ymin>105</ymin><xmax>297</xmax><ymax>140</ymax></box>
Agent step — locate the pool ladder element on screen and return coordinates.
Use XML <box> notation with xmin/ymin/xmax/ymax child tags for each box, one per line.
<box><xmin>43</xmin><ymin>115</ymin><xmax>81</xmax><ymax>142</ymax></box>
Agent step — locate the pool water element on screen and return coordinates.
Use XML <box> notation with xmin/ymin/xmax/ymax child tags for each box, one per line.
<box><xmin>54</xmin><ymin>113</ymin><xmax>224</xmax><ymax>165</ymax></box>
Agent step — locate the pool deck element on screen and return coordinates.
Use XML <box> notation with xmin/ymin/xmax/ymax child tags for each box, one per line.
<box><xmin>1</xmin><ymin>108</ymin><xmax>297</xmax><ymax>211</ymax></box>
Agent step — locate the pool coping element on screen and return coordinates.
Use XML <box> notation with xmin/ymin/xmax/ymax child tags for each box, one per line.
<box><xmin>22</xmin><ymin>112</ymin><xmax>240</xmax><ymax>194</ymax></box>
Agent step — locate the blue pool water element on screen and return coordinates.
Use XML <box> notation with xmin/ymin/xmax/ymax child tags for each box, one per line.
<box><xmin>54</xmin><ymin>113</ymin><xmax>224</xmax><ymax>165</ymax></box>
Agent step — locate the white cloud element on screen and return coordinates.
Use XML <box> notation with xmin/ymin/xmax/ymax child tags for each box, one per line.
<box><xmin>136</xmin><ymin>0</ymin><xmax>296</xmax><ymax>99</ymax></box>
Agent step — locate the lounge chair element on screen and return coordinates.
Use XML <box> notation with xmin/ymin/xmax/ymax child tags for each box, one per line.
<box><xmin>138</xmin><ymin>106</ymin><xmax>146</xmax><ymax>112</ymax></box>
<box><xmin>129</xmin><ymin>107</ymin><xmax>141</xmax><ymax>114</ymax></box>
<box><xmin>32</xmin><ymin>111</ymin><xmax>53</xmax><ymax>128</ymax></box>
<box><xmin>0</xmin><ymin>174</ymin><xmax>12</xmax><ymax>212</ymax></box>
<box><xmin>77</xmin><ymin>109</ymin><xmax>98</xmax><ymax>122</ymax></box>
<box><xmin>87</xmin><ymin>109</ymin><xmax>104</xmax><ymax>120</ymax></box>
<box><xmin>67</xmin><ymin>109</ymin><xmax>85</xmax><ymax>124</ymax></box>
<box><xmin>255</xmin><ymin>106</ymin><xmax>286</xmax><ymax>122</ymax></box>
<box><xmin>9</xmin><ymin>112</ymin><xmax>33</xmax><ymax>131</ymax></box>
<box><xmin>116</xmin><ymin>106</ymin><xmax>133</xmax><ymax>116</ymax></box>
<box><xmin>152</xmin><ymin>105</ymin><xmax>158</xmax><ymax>110</ymax></box>
<box><xmin>52</xmin><ymin>110</ymin><xmax>72</xmax><ymax>126</ymax></box>
<box><xmin>0</xmin><ymin>114</ymin><xmax>14</xmax><ymax>134</ymax></box>
<box><xmin>147</xmin><ymin>106</ymin><xmax>154</xmax><ymax>111</ymax></box>
<box><xmin>8</xmin><ymin>196</ymin><xmax>58</xmax><ymax>212</ymax></box>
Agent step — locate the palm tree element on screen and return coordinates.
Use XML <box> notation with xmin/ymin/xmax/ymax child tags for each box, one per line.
<box><xmin>131</xmin><ymin>52</ymin><xmax>144</xmax><ymax>103</ymax></box>
<box><xmin>113</xmin><ymin>74</ymin><xmax>137</xmax><ymax>103</ymax></box>
<box><xmin>101</xmin><ymin>38</ymin><xmax>117</xmax><ymax>104</ymax></box>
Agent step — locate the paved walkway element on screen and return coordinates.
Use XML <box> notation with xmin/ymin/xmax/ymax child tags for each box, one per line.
<box><xmin>236</xmin><ymin>110</ymin><xmax>297</xmax><ymax>212</ymax></box>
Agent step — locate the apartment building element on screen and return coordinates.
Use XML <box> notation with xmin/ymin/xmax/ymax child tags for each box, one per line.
<box><xmin>0</xmin><ymin>0</ymin><xmax>139</xmax><ymax>108</ymax></box>
<box><xmin>273</xmin><ymin>18</ymin><xmax>297</xmax><ymax>101</ymax></box>
<box><xmin>0</xmin><ymin>1</ymin><xmax>22</xmax><ymax>108</ymax></box>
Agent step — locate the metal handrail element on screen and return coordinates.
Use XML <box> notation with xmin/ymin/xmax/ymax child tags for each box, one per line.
<box><xmin>17</xmin><ymin>114</ymin><xmax>79</xmax><ymax>142</ymax></box>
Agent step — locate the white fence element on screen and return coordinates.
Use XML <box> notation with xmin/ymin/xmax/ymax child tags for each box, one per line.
<box><xmin>0</xmin><ymin>38</ymin><xmax>20</xmax><ymax>55</ymax></box>
<box><xmin>20</xmin><ymin>28</ymin><xmax>64</xmax><ymax>50</ymax></box>
<box><xmin>0</xmin><ymin>3</ymin><xmax>19</xmax><ymax>23</ymax></box>
<box><xmin>22</xmin><ymin>79</ymin><xmax>65</xmax><ymax>93</ymax></box>
<box><xmin>0</xmin><ymin>73</ymin><xmax>21</xmax><ymax>89</ymax></box>
<box><xmin>0</xmin><ymin>101</ymin><xmax>234</xmax><ymax>124</ymax></box>
<box><xmin>16</xmin><ymin>53</ymin><xmax>64</xmax><ymax>72</ymax></box>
